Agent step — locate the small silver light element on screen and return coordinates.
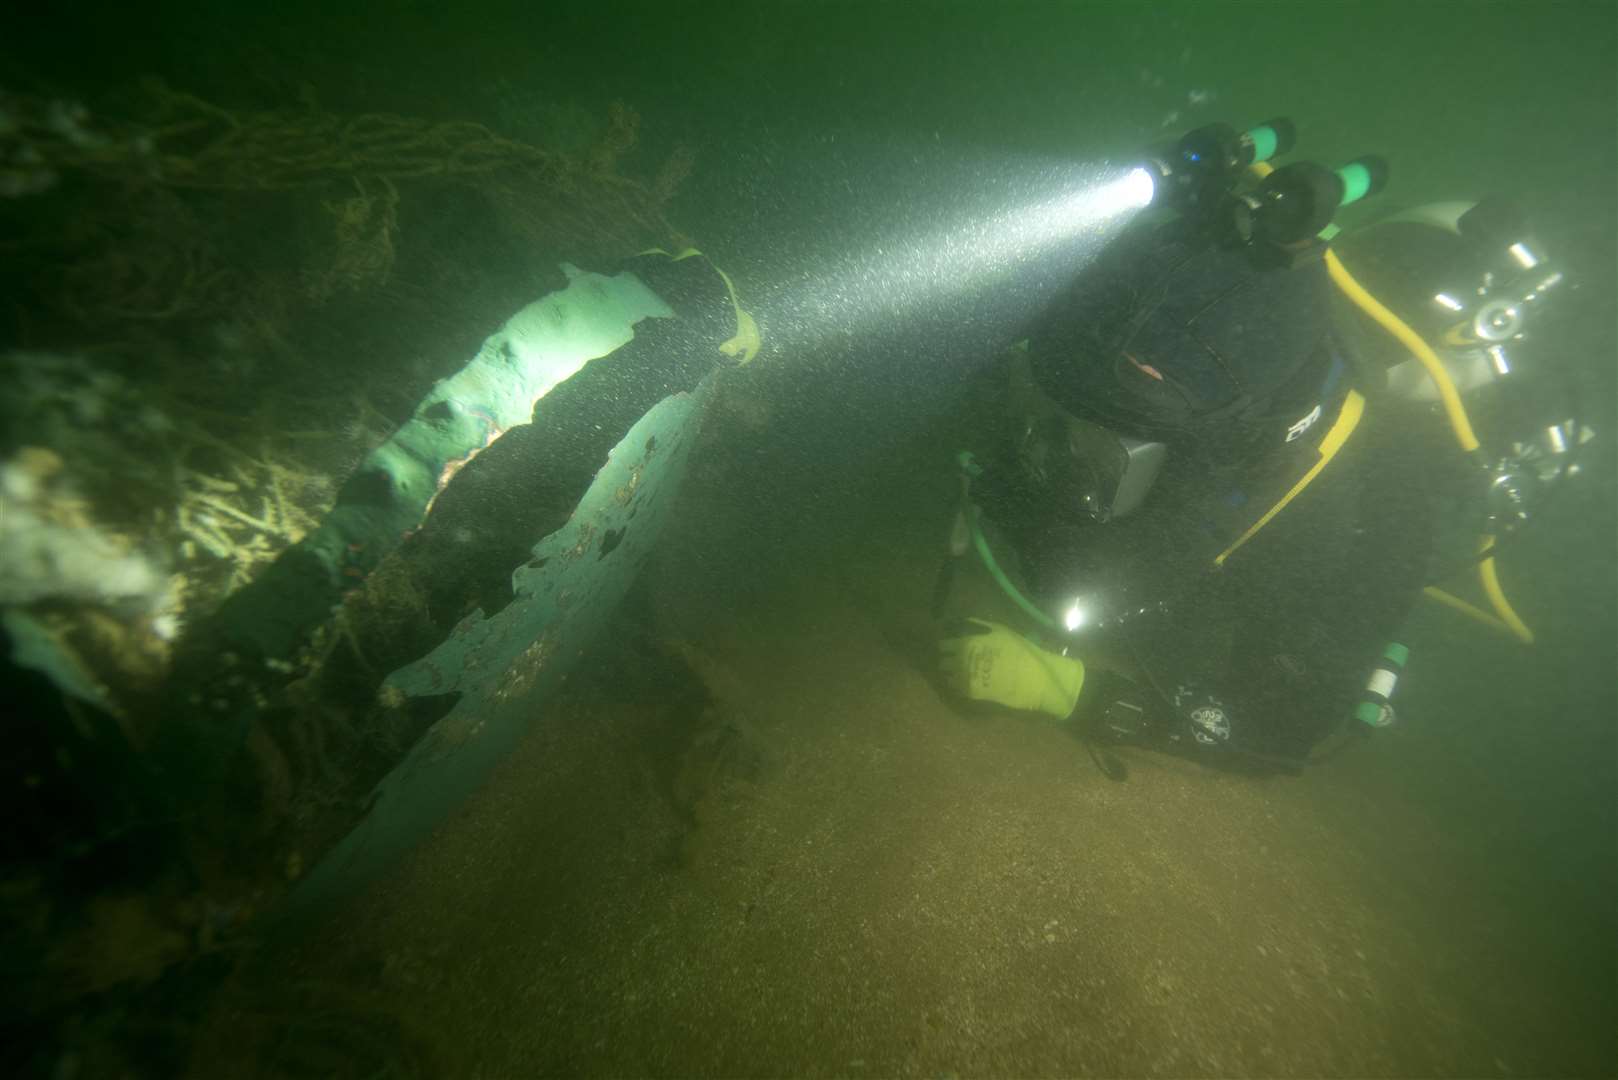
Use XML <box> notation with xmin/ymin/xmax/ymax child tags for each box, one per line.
<box><xmin>1508</xmin><ymin>242</ymin><xmax>1540</xmax><ymax>269</ymax></box>
<box><xmin>1063</xmin><ymin>602</ymin><xmax>1088</xmax><ymax>632</ymax></box>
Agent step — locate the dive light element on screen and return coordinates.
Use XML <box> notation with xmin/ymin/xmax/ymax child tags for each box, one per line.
<box><xmin>1140</xmin><ymin>118</ymin><xmax>1297</xmax><ymax>216</ymax></box>
<box><xmin>1138</xmin><ymin>117</ymin><xmax>1389</xmax><ymax>252</ymax></box>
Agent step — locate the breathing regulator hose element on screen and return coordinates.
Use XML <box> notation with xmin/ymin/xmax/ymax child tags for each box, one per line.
<box><xmin>1321</xmin><ymin>249</ymin><xmax>1483</xmax><ymax>453</ymax></box>
<box><xmin>1318</xmin><ymin>246</ymin><xmax>1532</xmax><ymax>644</ymax></box>
<box><xmin>1252</xmin><ymin>156</ymin><xmax>1534</xmax><ymax>644</ymax></box>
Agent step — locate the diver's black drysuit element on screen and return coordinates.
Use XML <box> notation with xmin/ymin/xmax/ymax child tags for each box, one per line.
<box><xmin>979</xmin><ymin>220</ymin><xmax>1458</xmax><ymax>765</ymax></box>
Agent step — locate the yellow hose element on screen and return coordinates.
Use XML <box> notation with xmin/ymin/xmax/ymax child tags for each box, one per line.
<box><xmin>1422</xmin><ymin>586</ymin><xmax>1513</xmax><ymax>637</ymax></box>
<box><xmin>1321</xmin><ymin>248</ymin><xmax>1480</xmax><ymax>452</ymax></box>
<box><xmin>1477</xmin><ymin>536</ymin><xmax>1535</xmax><ymax>643</ymax></box>
<box><xmin>1320</xmin><ymin>240</ymin><xmax>1532</xmax><ymax>644</ymax></box>
<box><xmin>1247</xmin><ymin>161</ymin><xmax>1478</xmax><ymax>449</ymax></box>
<box><xmin>1249</xmin><ymin>157</ymin><xmax>1533</xmax><ymax>645</ymax></box>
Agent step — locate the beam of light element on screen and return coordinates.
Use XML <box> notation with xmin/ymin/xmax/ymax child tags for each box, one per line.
<box><xmin>855</xmin><ymin>162</ymin><xmax>1154</xmax><ymax>306</ymax></box>
<box><xmin>764</xmin><ymin>160</ymin><xmax>1158</xmax><ymax>352</ymax></box>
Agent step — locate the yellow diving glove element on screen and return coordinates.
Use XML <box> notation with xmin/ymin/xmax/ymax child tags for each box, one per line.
<box><xmin>937</xmin><ymin>618</ymin><xmax>1086</xmax><ymax>719</ymax></box>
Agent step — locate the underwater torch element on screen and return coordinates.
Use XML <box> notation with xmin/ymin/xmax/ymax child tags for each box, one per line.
<box><xmin>1133</xmin><ymin>116</ymin><xmax>1390</xmax><ymax>251</ymax></box>
<box><xmin>1137</xmin><ymin>118</ymin><xmax>1298</xmax><ymax>216</ymax></box>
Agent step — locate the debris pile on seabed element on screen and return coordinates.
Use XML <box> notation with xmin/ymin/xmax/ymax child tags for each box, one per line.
<box><xmin>0</xmin><ymin>78</ymin><xmax>695</xmax><ymax>1076</ymax></box>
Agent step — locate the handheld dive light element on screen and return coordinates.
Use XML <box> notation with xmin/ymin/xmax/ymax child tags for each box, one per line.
<box><xmin>1140</xmin><ymin>118</ymin><xmax>1297</xmax><ymax>217</ymax></box>
<box><xmin>1138</xmin><ymin>117</ymin><xmax>1389</xmax><ymax>252</ymax></box>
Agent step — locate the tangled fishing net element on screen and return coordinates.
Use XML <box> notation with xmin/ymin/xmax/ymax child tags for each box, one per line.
<box><xmin>0</xmin><ymin>77</ymin><xmax>696</xmax><ymax>734</ymax></box>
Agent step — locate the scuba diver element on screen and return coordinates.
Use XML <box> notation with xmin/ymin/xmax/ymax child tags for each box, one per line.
<box><xmin>934</xmin><ymin>119</ymin><xmax>1586</xmax><ymax>771</ymax></box>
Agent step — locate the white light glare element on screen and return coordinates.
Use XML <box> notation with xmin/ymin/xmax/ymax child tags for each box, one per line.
<box><xmin>1063</xmin><ymin>602</ymin><xmax>1088</xmax><ymax>632</ymax></box>
<box><xmin>1488</xmin><ymin>344</ymin><xmax>1511</xmax><ymax>375</ymax></box>
<box><xmin>1433</xmin><ymin>292</ymin><xmax>1464</xmax><ymax>312</ymax></box>
<box><xmin>1103</xmin><ymin>166</ymin><xmax>1157</xmax><ymax>216</ymax></box>
<box><xmin>1508</xmin><ymin>242</ymin><xmax>1540</xmax><ymax>269</ymax></box>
